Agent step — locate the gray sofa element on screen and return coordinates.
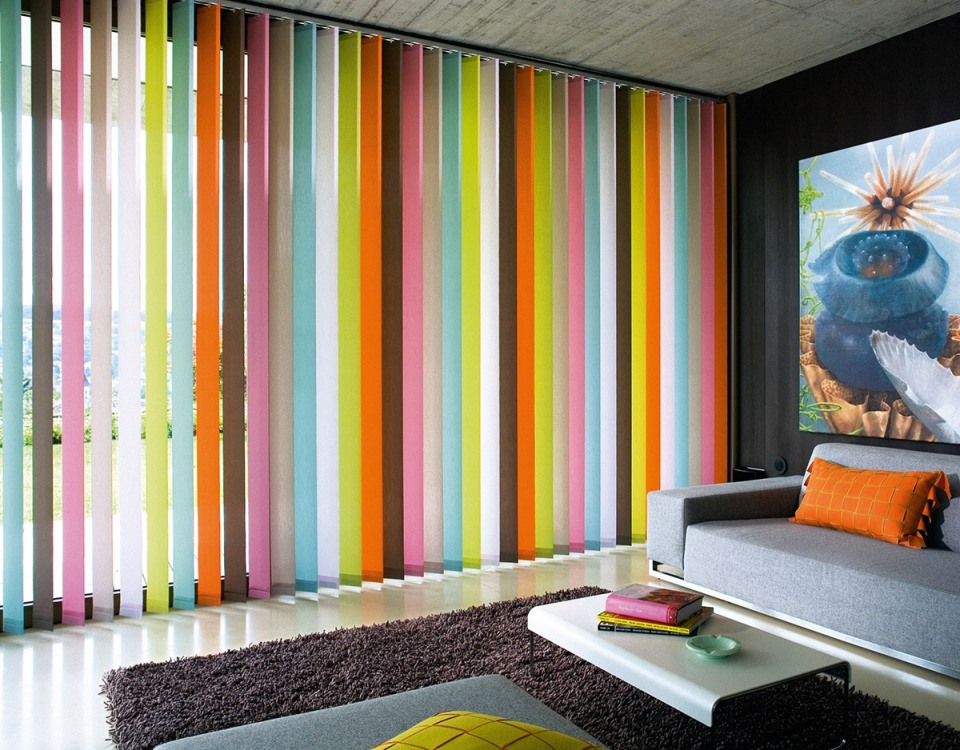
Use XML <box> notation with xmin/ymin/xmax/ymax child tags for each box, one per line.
<box><xmin>647</xmin><ymin>442</ymin><xmax>960</xmax><ymax>679</ymax></box>
<box><xmin>156</xmin><ymin>675</ymin><xmax>606</xmax><ymax>749</ymax></box>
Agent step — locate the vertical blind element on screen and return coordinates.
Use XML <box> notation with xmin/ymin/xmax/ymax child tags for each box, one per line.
<box><xmin>2</xmin><ymin>0</ymin><xmax>25</xmax><ymax>633</ymax></box>
<box><xmin>0</xmin><ymin>0</ymin><xmax>727</xmax><ymax>631</ymax></box>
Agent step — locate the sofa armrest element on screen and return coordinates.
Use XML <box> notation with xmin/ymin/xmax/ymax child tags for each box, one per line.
<box><xmin>646</xmin><ymin>476</ymin><xmax>804</xmax><ymax>570</ymax></box>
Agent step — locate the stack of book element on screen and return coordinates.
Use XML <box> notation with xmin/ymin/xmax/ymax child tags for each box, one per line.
<box><xmin>598</xmin><ymin>583</ymin><xmax>712</xmax><ymax>637</ymax></box>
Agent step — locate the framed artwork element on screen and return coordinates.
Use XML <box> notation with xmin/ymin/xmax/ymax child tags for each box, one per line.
<box><xmin>799</xmin><ymin>120</ymin><xmax>960</xmax><ymax>443</ymax></box>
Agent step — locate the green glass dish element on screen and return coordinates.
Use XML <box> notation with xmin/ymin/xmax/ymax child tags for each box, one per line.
<box><xmin>686</xmin><ymin>634</ymin><xmax>741</xmax><ymax>659</ymax></box>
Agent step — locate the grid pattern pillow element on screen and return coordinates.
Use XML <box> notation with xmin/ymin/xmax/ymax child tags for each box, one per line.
<box><xmin>372</xmin><ymin>710</ymin><xmax>604</xmax><ymax>750</ymax></box>
<box><xmin>791</xmin><ymin>457</ymin><xmax>948</xmax><ymax>548</ymax></box>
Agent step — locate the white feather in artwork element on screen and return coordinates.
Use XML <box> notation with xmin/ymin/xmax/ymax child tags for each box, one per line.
<box><xmin>869</xmin><ymin>330</ymin><xmax>960</xmax><ymax>443</ymax></box>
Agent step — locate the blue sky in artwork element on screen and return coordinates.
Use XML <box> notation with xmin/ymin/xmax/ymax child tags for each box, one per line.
<box><xmin>800</xmin><ymin>118</ymin><xmax>960</xmax><ymax>314</ymax></box>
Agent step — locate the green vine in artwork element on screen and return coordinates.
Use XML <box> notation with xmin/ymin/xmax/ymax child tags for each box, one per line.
<box><xmin>798</xmin><ymin>160</ymin><xmax>827</xmax><ymax>431</ymax></box>
<box><xmin>799</xmin><ymin>382</ymin><xmax>843</xmax><ymax>431</ymax></box>
<box><xmin>799</xmin><ymin>383</ymin><xmax>818</xmax><ymax>431</ymax></box>
<box><xmin>799</xmin><ymin>157</ymin><xmax>825</xmax><ymax>317</ymax></box>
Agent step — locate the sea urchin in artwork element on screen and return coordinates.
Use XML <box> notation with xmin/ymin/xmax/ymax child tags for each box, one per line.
<box><xmin>819</xmin><ymin>130</ymin><xmax>960</xmax><ymax>243</ymax></box>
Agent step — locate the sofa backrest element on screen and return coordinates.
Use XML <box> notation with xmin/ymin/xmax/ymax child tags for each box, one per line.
<box><xmin>806</xmin><ymin>442</ymin><xmax>960</xmax><ymax>551</ymax></box>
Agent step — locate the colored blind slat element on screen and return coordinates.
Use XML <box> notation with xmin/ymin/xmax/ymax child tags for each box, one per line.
<box><xmin>1</xmin><ymin>0</ymin><xmax>25</xmax><ymax>634</ymax></box>
<box><xmin>714</xmin><ymin>103</ymin><xmax>729</xmax><ymax>482</ymax></box>
<box><xmin>659</xmin><ymin>96</ymin><xmax>676</xmax><ymax>490</ymax></box>
<box><xmin>382</xmin><ymin>40</ymin><xmax>405</xmax><ymax>581</ymax></box>
<box><xmin>402</xmin><ymin>43</ymin><xmax>425</xmax><ymax>578</ymax></box>
<box><xmin>269</xmin><ymin>19</ymin><xmax>295</xmax><ymax>596</ymax></box>
<box><xmin>293</xmin><ymin>23</ymin><xmax>318</xmax><ymax>593</ymax></box>
<box><xmin>421</xmin><ymin>48</ymin><xmax>444</xmax><ymax>575</ymax></box>
<box><xmin>60</xmin><ymin>0</ymin><xmax>86</xmax><ymax>626</ymax></box>
<box><xmin>479</xmin><ymin>58</ymin><xmax>501</xmax><ymax>567</ymax></box>
<box><xmin>171</xmin><ymin>0</ymin><xmax>196</xmax><ymax>611</ymax></box>
<box><xmin>32</xmin><ymin>0</ymin><xmax>55</xmax><ymax>632</ymax></box>
<box><xmin>673</xmin><ymin>99</ymin><xmax>689</xmax><ymax>489</ymax></box>
<box><xmin>615</xmin><ymin>87</ymin><xmax>632</xmax><ymax>546</ymax></box>
<box><xmin>197</xmin><ymin>3</ymin><xmax>222</xmax><ymax>608</ymax></box>
<box><xmin>117</xmin><ymin>0</ymin><xmax>144</xmax><ymax>618</ymax></box>
<box><xmin>566</xmin><ymin>76</ymin><xmax>586</xmax><ymax>555</ymax></box>
<box><xmin>598</xmin><ymin>82</ymin><xmax>616</xmax><ymax>548</ymax></box>
<box><xmin>317</xmin><ymin>26</ymin><xmax>341</xmax><ymax>589</ymax></box>
<box><xmin>338</xmin><ymin>31</ymin><xmax>362</xmax><ymax>587</ymax></box>
<box><xmin>629</xmin><ymin>89</ymin><xmax>649</xmax><ymax>544</ymax></box>
<box><xmin>222</xmin><ymin>8</ymin><xmax>247</xmax><ymax>602</ymax></box>
<box><xmin>699</xmin><ymin>102</ymin><xmax>716</xmax><ymax>484</ymax></box>
<box><xmin>582</xmin><ymin>80</ymin><xmax>601</xmax><ymax>551</ymax></box>
<box><xmin>515</xmin><ymin>65</ymin><xmax>535</xmax><ymax>561</ymax></box>
<box><xmin>441</xmin><ymin>50</ymin><xmax>463</xmax><ymax>572</ymax></box>
<box><xmin>145</xmin><ymin>0</ymin><xmax>170</xmax><ymax>613</ymax></box>
<box><xmin>90</xmin><ymin>0</ymin><xmax>114</xmax><ymax>621</ymax></box>
<box><xmin>497</xmin><ymin>63</ymin><xmax>519</xmax><ymax>565</ymax></box>
<box><xmin>360</xmin><ymin>35</ymin><xmax>384</xmax><ymax>582</ymax></box>
<box><xmin>685</xmin><ymin>100</ymin><xmax>702</xmax><ymax>487</ymax></box>
<box><xmin>533</xmin><ymin>70</ymin><xmax>554</xmax><ymax>559</ymax></box>
<box><xmin>461</xmin><ymin>54</ymin><xmax>481</xmax><ymax>570</ymax></box>
<box><xmin>643</xmin><ymin>91</ymin><xmax>662</xmax><ymax>502</ymax></box>
<box><xmin>246</xmin><ymin>13</ymin><xmax>271</xmax><ymax>599</ymax></box>
<box><xmin>551</xmin><ymin>74</ymin><xmax>569</xmax><ymax>556</ymax></box>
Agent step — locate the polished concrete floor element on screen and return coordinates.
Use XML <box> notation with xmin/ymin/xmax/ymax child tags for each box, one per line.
<box><xmin>1</xmin><ymin>546</ymin><xmax>958</xmax><ymax>749</ymax></box>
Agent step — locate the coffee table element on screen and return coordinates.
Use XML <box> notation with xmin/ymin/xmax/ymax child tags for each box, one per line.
<box><xmin>528</xmin><ymin>593</ymin><xmax>850</xmax><ymax>746</ymax></box>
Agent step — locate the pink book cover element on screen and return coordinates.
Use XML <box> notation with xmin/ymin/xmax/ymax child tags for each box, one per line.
<box><xmin>604</xmin><ymin>584</ymin><xmax>703</xmax><ymax>625</ymax></box>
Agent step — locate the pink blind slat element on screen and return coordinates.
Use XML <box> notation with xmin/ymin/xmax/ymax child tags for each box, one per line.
<box><xmin>60</xmin><ymin>0</ymin><xmax>86</xmax><ymax>626</ymax></box>
<box><xmin>402</xmin><ymin>43</ymin><xmax>425</xmax><ymax>577</ymax></box>
<box><xmin>247</xmin><ymin>12</ymin><xmax>271</xmax><ymax>599</ymax></box>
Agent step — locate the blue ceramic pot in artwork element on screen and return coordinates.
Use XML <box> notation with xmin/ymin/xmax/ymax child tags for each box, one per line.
<box><xmin>815</xmin><ymin>306</ymin><xmax>949</xmax><ymax>392</ymax></box>
<box><xmin>810</xmin><ymin>230</ymin><xmax>948</xmax><ymax>322</ymax></box>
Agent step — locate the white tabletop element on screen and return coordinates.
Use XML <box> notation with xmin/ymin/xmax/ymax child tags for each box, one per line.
<box><xmin>528</xmin><ymin>594</ymin><xmax>848</xmax><ymax>726</ymax></box>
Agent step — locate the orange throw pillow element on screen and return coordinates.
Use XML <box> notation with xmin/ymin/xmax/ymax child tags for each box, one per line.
<box><xmin>791</xmin><ymin>457</ymin><xmax>948</xmax><ymax>548</ymax></box>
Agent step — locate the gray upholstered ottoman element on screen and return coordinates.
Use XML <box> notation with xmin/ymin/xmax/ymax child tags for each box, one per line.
<box><xmin>156</xmin><ymin>674</ymin><xmax>605</xmax><ymax>749</ymax></box>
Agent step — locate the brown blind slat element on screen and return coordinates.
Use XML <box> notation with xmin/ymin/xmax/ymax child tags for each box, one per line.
<box><xmin>381</xmin><ymin>40</ymin><xmax>405</xmax><ymax>581</ymax></box>
<box><xmin>498</xmin><ymin>63</ymin><xmax>519</xmax><ymax>564</ymax></box>
<box><xmin>222</xmin><ymin>8</ymin><xmax>247</xmax><ymax>601</ymax></box>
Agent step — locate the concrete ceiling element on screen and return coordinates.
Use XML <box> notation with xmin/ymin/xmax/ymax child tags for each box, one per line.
<box><xmin>268</xmin><ymin>0</ymin><xmax>960</xmax><ymax>95</ymax></box>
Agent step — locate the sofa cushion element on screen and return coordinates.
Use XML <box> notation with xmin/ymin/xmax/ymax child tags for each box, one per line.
<box><xmin>792</xmin><ymin>457</ymin><xmax>946</xmax><ymax>548</ymax></box>
<box><xmin>683</xmin><ymin>518</ymin><xmax>960</xmax><ymax>674</ymax></box>
<box><xmin>807</xmin><ymin>443</ymin><xmax>960</xmax><ymax>550</ymax></box>
<box><xmin>373</xmin><ymin>711</ymin><xmax>604</xmax><ymax>750</ymax></box>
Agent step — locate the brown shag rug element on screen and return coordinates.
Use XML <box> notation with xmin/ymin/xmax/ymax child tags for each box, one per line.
<box><xmin>101</xmin><ymin>586</ymin><xmax>960</xmax><ymax>750</ymax></box>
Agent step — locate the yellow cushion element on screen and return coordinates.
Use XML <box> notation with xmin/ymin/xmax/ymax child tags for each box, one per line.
<box><xmin>372</xmin><ymin>710</ymin><xmax>604</xmax><ymax>750</ymax></box>
<box><xmin>791</xmin><ymin>457</ymin><xmax>947</xmax><ymax>548</ymax></box>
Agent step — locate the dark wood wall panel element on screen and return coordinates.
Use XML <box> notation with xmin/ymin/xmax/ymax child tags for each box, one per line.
<box><xmin>734</xmin><ymin>14</ymin><xmax>960</xmax><ymax>473</ymax></box>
